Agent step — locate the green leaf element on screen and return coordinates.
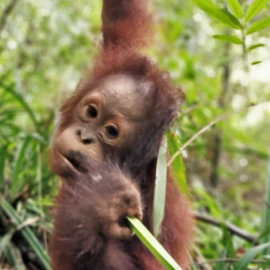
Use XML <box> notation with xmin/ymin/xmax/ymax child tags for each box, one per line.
<box><xmin>13</xmin><ymin>137</ymin><xmax>31</xmax><ymax>178</ymax></box>
<box><xmin>216</xmin><ymin>250</ymin><xmax>227</xmax><ymax>270</ymax></box>
<box><xmin>4</xmin><ymin>85</ymin><xmax>41</xmax><ymax>134</ymax></box>
<box><xmin>195</xmin><ymin>189</ymin><xmax>221</xmax><ymax>218</ymax></box>
<box><xmin>189</xmin><ymin>0</ymin><xmax>242</xmax><ymax>29</ymax></box>
<box><xmin>166</xmin><ymin>131</ymin><xmax>188</xmax><ymax>195</ymax></box>
<box><xmin>252</xmin><ymin>61</ymin><xmax>262</xmax><ymax>65</ymax></box>
<box><xmin>11</xmin><ymin>136</ymin><xmax>31</xmax><ymax>197</ymax></box>
<box><xmin>248</xmin><ymin>44</ymin><xmax>265</xmax><ymax>51</ymax></box>
<box><xmin>245</xmin><ymin>0</ymin><xmax>270</xmax><ymax>22</ymax></box>
<box><xmin>257</xmin><ymin>225</ymin><xmax>270</xmax><ymax>242</ymax></box>
<box><xmin>222</xmin><ymin>226</ymin><xmax>236</xmax><ymax>258</ymax></box>
<box><xmin>6</xmin><ymin>243</ymin><xmax>26</xmax><ymax>270</ymax></box>
<box><xmin>127</xmin><ymin>217</ymin><xmax>182</xmax><ymax>270</ymax></box>
<box><xmin>227</xmin><ymin>0</ymin><xmax>243</xmax><ymax>19</ymax></box>
<box><xmin>0</xmin><ymin>230</ymin><xmax>15</xmax><ymax>257</ymax></box>
<box><xmin>261</xmin><ymin>153</ymin><xmax>270</xmax><ymax>254</ymax></box>
<box><xmin>0</xmin><ymin>145</ymin><xmax>8</xmax><ymax>190</ymax></box>
<box><xmin>213</xmin><ymin>35</ymin><xmax>242</xmax><ymax>44</ymax></box>
<box><xmin>153</xmin><ymin>137</ymin><xmax>167</xmax><ymax>238</ymax></box>
<box><xmin>0</xmin><ymin>199</ymin><xmax>51</xmax><ymax>270</ymax></box>
<box><xmin>189</xmin><ymin>0</ymin><xmax>216</xmax><ymax>11</ymax></box>
<box><xmin>247</xmin><ymin>17</ymin><xmax>270</xmax><ymax>34</ymax></box>
<box><xmin>235</xmin><ymin>242</ymin><xmax>270</xmax><ymax>270</ymax></box>
<box><xmin>209</xmin><ymin>9</ymin><xmax>242</xmax><ymax>30</ymax></box>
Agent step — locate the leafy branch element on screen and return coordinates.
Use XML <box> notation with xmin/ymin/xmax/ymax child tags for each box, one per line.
<box><xmin>190</xmin><ymin>0</ymin><xmax>270</xmax><ymax>65</ymax></box>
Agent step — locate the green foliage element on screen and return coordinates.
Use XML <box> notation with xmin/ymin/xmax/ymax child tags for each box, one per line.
<box><xmin>245</xmin><ymin>0</ymin><xmax>270</xmax><ymax>22</ymax></box>
<box><xmin>153</xmin><ymin>138</ymin><xmax>168</xmax><ymax>237</ymax></box>
<box><xmin>247</xmin><ymin>17</ymin><xmax>270</xmax><ymax>34</ymax></box>
<box><xmin>128</xmin><ymin>217</ymin><xmax>182</xmax><ymax>270</ymax></box>
<box><xmin>0</xmin><ymin>229</ymin><xmax>14</xmax><ymax>256</ymax></box>
<box><xmin>0</xmin><ymin>145</ymin><xmax>7</xmax><ymax>190</ymax></box>
<box><xmin>0</xmin><ymin>70</ymin><xmax>55</xmax><ymax>268</ymax></box>
<box><xmin>0</xmin><ymin>0</ymin><xmax>270</xmax><ymax>269</ymax></box>
<box><xmin>4</xmin><ymin>85</ymin><xmax>41</xmax><ymax>133</ymax></box>
<box><xmin>213</xmin><ymin>35</ymin><xmax>242</xmax><ymax>44</ymax></box>
<box><xmin>247</xmin><ymin>43</ymin><xmax>265</xmax><ymax>51</ymax></box>
<box><xmin>235</xmin><ymin>242</ymin><xmax>270</xmax><ymax>270</ymax></box>
<box><xmin>166</xmin><ymin>131</ymin><xmax>188</xmax><ymax>195</ymax></box>
<box><xmin>1</xmin><ymin>199</ymin><xmax>51</xmax><ymax>270</ymax></box>
<box><xmin>5</xmin><ymin>243</ymin><xmax>26</xmax><ymax>270</ymax></box>
<box><xmin>251</xmin><ymin>61</ymin><xmax>262</xmax><ymax>65</ymax></box>
<box><xmin>190</xmin><ymin>0</ymin><xmax>270</xmax><ymax>65</ymax></box>
<box><xmin>186</xmin><ymin>0</ymin><xmax>270</xmax><ymax>267</ymax></box>
<box><xmin>189</xmin><ymin>0</ymin><xmax>242</xmax><ymax>29</ymax></box>
<box><xmin>227</xmin><ymin>0</ymin><xmax>243</xmax><ymax>19</ymax></box>
<box><xmin>261</xmin><ymin>154</ymin><xmax>270</xmax><ymax>253</ymax></box>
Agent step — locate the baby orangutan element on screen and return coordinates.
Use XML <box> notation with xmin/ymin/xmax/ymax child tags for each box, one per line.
<box><xmin>50</xmin><ymin>0</ymin><xmax>193</xmax><ymax>269</ymax></box>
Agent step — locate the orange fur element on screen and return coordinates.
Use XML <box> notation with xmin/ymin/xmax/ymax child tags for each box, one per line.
<box><xmin>50</xmin><ymin>0</ymin><xmax>193</xmax><ymax>269</ymax></box>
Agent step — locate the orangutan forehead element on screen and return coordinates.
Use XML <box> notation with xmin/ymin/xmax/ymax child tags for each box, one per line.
<box><xmin>100</xmin><ymin>74</ymin><xmax>153</xmax><ymax>97</ymax></box>
<box><xmin>94</xmin><ymin>74</ymin><xmax>154</xmax><ymax>119</ymax></box>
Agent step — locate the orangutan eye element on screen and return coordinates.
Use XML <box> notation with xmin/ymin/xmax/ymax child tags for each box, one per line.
<box><xmin>105</xmin><ymin>125</ymin><xmax>119</xmax><ymax>139</ymax></box>
<box><xmin>87</xmin><ymin>104</ymin><xmax>98</xmax><ymax>118</ymax></box>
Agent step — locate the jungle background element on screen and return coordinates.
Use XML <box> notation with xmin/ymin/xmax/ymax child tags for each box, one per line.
<box><xmin>0</xmin><ymin>0</ymin><xmax>270</xmax><ymax>269</ymax></box>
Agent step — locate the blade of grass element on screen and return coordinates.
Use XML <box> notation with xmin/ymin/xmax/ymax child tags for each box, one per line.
<box><xmin>222</xmin><ymin>226</ymin><xmax>236</xmax><ymax>258</ymax></box>
<box><xmin>0</xmin><ymin>109</ymin><xmax>23</xmax><ymax>122</ymax></box>
<box><xmin>257</xmin><ymin>225</ymin><xmax>270</xmax><ymax>243</ymax></box>
<box><xmin>0</xmin><ymin>145</ymin><xmax>8</xmax><ymax>191</ymax></box>
<box><xmin>0</xmin><ymin>229</ymin><xmax>15</xmax><ymax>257</ymax></box>
<box><xmin>12</xmin><ymin>137</ymin><xmax>30</xmax><ymax>179</ymax></box>
<box><xmin>216</xmin><ymin>250</ymin><xmax>227</xmax><ymax>270</ymax></box>
<box><xmin>0</xmin><ymin>199</ymin><xmax>51</xmax><ymax>270</ymax></box>
<box><xmin>195</xmin><ymin>188</ymin><xmax>221</xmax><ymax>217</ymax></box>
<box><xmin>261</xmin><ymin>151</ymin><xmax>270</xmax><ymax>254</ymax></box>
<box><xmin>153</xmin><ymin>137</ymin><xmax>167</xmax><ymax>237</ymax></box>
<box><xmin>166</xmin><ymin>131</ymin><xmax>188</xmax><ymax>194</ymax></box>
<box><xmin>235</xmin><ymin>242</ymin><xmax>270</xmax><ymax>270</ymax></box>
<box><xmin>6</xmin><ymin>243</ymin><xmax>26</xmax><ymax>270</ymax></box>
<box><xmin>4</xmin><ymin>85</ymin><xmax>41</xmax><ymax>133</ymax></box>
<box><xmin>11</xmin><ymin>136</ymin><xmax>31</xmax><ymax>197</ymax></box>
<box><xmin>127</xmin><ymin>217</ymin><xmax>182</xmax><ymax>270</ymax></box>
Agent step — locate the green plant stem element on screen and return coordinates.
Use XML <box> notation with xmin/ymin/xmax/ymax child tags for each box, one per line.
<box><xmin>241</xmin><ymin>23</ymin><xmax>251</xmax><ymax>101</ymax></box>
<box><xmin>127</xmin><ymin>217</ymin><xmax>182</xmax><ymax>270</ymax></box>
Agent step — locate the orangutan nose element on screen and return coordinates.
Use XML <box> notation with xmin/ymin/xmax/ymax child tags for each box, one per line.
<box><xmin>77</xmin><ymin>129</ymin><xmax>96</xmax><ymax>145</ymax></box>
